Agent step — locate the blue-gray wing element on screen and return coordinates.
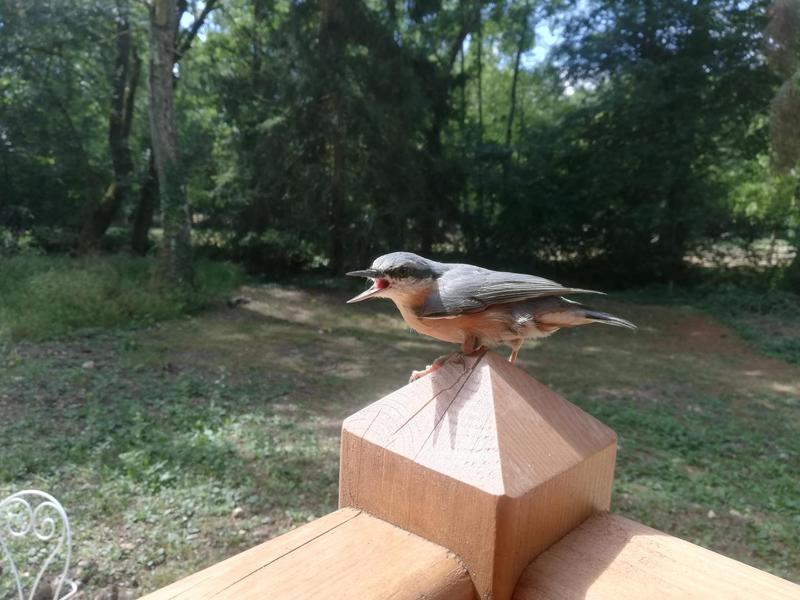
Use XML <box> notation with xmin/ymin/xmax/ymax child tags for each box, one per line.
<box><xmin>419</xmin><ymin>266</ymin><xmax>602</xmax><ymax>318</ymax></box>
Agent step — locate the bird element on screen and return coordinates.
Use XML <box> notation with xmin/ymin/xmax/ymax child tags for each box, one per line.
<box><xmin>346</xmin><ymin>251</ymin><xmax>635</xmax><ymax>380</ymax></box>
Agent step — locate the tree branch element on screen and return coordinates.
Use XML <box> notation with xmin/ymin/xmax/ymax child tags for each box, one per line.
<box><xmin>175</xmin><ymin>0</ymin><xmax>220</xmax><ymax>61</ymax></box>
<box><xmin>446</xmin><ymin>0</ymin><xmax>480</xmax><ymax>69</ymax></box>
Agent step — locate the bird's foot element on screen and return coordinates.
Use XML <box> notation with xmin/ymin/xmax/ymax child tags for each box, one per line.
<box><xmin>464</xmin><ymin>345</ymin><xmax>487</xmax><ymax>357</ymax></box>
<box><xmin>408</xmin><ymin>353</ymin><xmax>456</xmax><ymax>383</ymax></box>
<box><xmin>408</xmin><ymin>347</ymin><xmax>488</xmax><ymax>383</ymax></box>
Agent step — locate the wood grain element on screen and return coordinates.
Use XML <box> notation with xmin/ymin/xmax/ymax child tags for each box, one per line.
<box><xmin>139</xmin><ymin>508</ymin><xmax>476</xmax><ymax>600</ymax></box>
<box><xmin>514</xmin><ymin>512</ymin><xmax>800</xmax><ymax>600</ymax></box>
<box><xmin>339</xmin><ymin>350</ymin><xmax>618</xmax><ymax>600</ymax></box>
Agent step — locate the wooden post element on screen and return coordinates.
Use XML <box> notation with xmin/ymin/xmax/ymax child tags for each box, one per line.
<box><xmin>339</xmin><ymin>351</ymin><xmax>617</xmax><ymax>600</ymax></box>
<box><xmin>514</xmin><ymin>512</ymin><xmax>800</xmax><ymax>599</ymax></box>
<box><xmin>139</xmin><ymin>508</ymin><xmax>476</xmax><ymax>600</ymax></box>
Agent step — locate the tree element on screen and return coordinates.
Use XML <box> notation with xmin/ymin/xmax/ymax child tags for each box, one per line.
<box><xmin>203</xmin><ymin>0</ymin><xmax>449</xmax><ymax>273</ymax></box>
<box><xmin>539</xmin><ymin>0</ymin><xmax>777</xmax><ymax>280</ymax></box>
<box><xmin>766</xmin><ymin>0</ymin><xmax>800</xmax><ymax>289</ymax></box>
<box><xmin>130</xmin><ymin>0</ymin><xmax>220</xmax><ymax>257</ymax></box>
<box><xmin>79</xmin><ymin>0</ymin><xmax>140</xmax><ymax>253</ymax></box>
<box><xmin>4</xmin><ymin>0</ymin><xmax>789</xmax><ymax>287</ymax></box>
<box><xmin>148</xmin><ymin>0</ymin><xmax>192</xmax><ymax>284</ymax></box>
<box><xmin>0</xmin><ymin>0</ymin><xmax>112</xmax><ymax>241</ymax></box>
<box><xmin>504</xmin><ymin>1</ymin><xmax>534</xmax><ymax>149</ymax></box>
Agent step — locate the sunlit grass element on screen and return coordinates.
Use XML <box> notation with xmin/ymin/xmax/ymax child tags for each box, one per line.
<box><xmin>1</xmin><ymin>276</ymin><xmax>798</xmax><ymax>596</ymax></box>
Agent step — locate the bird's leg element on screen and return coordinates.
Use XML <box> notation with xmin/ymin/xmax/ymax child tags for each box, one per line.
<box><xmin>508</xmin><ymin>340</ymin><xmax>523</xmax><ymax>364</ymax></box>
<box><xmin>409</xmin><ymin>336</ymin><xmax>485</xmax><ymax>383</ymax></box>
<box><xmin>409</xmin><ymin>353</ymin><xmax>455</xmax><ymax>383</ymax></box>
<box><xmin>461</xmin><ymin>334</ymin><xmax>485</xmax><ymax>356</ymax></box>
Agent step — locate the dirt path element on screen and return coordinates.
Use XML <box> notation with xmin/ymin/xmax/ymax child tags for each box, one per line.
<box><xmin>131</xmin><ymin>285</ymin><xmax>800</xmax><ymax>419</ymax></box>
<box><xmin>661</xmin><ymin>311</ymin><xmax>800</xmax><ymax>399</ymax></box>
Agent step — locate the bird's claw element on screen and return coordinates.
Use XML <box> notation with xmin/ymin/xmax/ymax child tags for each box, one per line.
<box><xmin>409</xmin><ymin>368</ymin><xmax>430</xmax><ymax>383</ymax></box>
<box><xmin>408</xmin><ymin>353</ymin><xmax>456</xmax><ymax>383</ymax></box>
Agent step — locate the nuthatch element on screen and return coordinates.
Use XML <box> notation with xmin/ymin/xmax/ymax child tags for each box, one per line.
<box><xmin>347</xmin><ymin>252</ymin><xmax>635</xmax><ymax>380</ymax></box>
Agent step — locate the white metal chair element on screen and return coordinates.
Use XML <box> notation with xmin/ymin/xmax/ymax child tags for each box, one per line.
<box><xmin>0</xmin><ymin>490</ymin><xmax>78</xmax><ymax>600</ymax></box>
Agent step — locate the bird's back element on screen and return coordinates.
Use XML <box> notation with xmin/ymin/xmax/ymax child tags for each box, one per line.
<box><xmin>419</xmin><ymin>263</ymin><xmax>601</xmax><ymax>318</ymax></box>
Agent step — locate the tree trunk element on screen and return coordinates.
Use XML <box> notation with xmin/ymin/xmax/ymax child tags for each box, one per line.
<box><xmin>784</xmin><ymin>184</ymin><xmax>800</xmax><ymax>291</ymax></box>
<box><xmin>501</xmin><ymin>4</ymin><xmax>530</xmax><ymax>224</ymax></box>
<box><xmin>79</xmin><ymin>0</ymin><xmax>140</xmax><ymax>253</ymax></box>
<box><xmin>131</xmin><ymin>151</ymin><xmax>158</xmax><ymax>256</ymax></box>
<box><xmin>386</xmin><ymin>0</ymin><xmax>396</xmax><ymax>27</ymax></box>
<box><xmin>149</xmin><ymin>0</ymin><xmax>193</xmax><ymax>285</ymax></box>
<box><xmin>504</xmin><ymin>47</ymin><xmax>522</xmax><ymax>148</ymax></box>
<box><xmin>329</xmin><ymin>136</ymin><xmax>346</xmax><ymax>274</ymax></box>
<box><xmin>786</xmin><ymin>249</ymin><xmax>800</xmax><ymax>291</ymax></box>
<box><xmin>460</xmin><ymin>42</ymin><xmax>466</xmax><ymax>127</ymax></box>
<box><xmin>320</xmin><ymin>0</ymin><xmax>347</xmax><ymax>274</ymax></box>
<box><xmin>786</xmin><ymin>248</ymin><xmax>800</xmax><ymax>294</ymax></box>
<box><xmin>476</xmin><ymin>8</ymin><xmax>486</xmax><ymax>254</ymax></box>
<box><xmin>505</xmin><ymin>9</ymin><xmax>529</xmax><ymax>149</ymax></box>
<box><xmin>129</xmin><ymin>0</ymin><xmax>217</xmax><ymax>258</ymax></box>
<box><xmin>419</xmin><ymin>0</ymin><xmax>480</xmax><ymax>255</ymax></box>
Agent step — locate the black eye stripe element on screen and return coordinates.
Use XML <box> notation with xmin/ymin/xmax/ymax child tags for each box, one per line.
<box><xmin>389</xmin><ymin>266</ymin><xmax>412</xmax><ymax>278</ymax></box>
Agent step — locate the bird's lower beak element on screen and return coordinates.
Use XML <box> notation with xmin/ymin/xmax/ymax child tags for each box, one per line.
<box><xmin>347</xmin><ymin>283</ymin><xmax>382</xmax><ymax>303</ymax></box>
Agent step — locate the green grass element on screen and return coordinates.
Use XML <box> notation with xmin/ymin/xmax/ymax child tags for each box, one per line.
<box><xmin>0</xmin><ymin>256</ymin><xmax>244</xmax><ymax>340</ymax></box>
<box><xmin>1</xmin><ymin>272</ymin><xmax>798</xmax><ymax>596</ymax></box>
<box><xmin>0</xmin><ymin>334</ymin><xmax>337</xmax><ymax>596</ymax></box>
<box><xmin>579</xmin><ymin>391</ymin><xmax>799</xmax><ymax>574</ymax></box>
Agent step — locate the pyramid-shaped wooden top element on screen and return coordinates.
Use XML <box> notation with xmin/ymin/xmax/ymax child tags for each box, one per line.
<box><xmin>340</xmin><ymin>351</ymin><xmax>617</xmax><ymax>600</ymax></box>
<box><xmin>342</xmin><ymin>351</ymin><xmax>615</xmax><ymax>497</ymax></box>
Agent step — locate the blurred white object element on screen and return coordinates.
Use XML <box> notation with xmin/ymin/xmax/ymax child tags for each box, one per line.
<box><xmin>0</xmin><ymin>490</ymin><xmax>78</xmax><ymax>599</ymax></box>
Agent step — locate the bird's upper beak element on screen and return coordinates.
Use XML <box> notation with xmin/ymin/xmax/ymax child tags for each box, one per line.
<box><xmin>346</xmin><ymin>269</ymin><xmax>386</xmax><ymax>303</ymax></box>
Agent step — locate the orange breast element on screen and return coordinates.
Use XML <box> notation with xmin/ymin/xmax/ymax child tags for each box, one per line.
<box><xmin>396</xmin><ymin>302</ymin><xmax>518</xmax><ymax>347</ymax></box>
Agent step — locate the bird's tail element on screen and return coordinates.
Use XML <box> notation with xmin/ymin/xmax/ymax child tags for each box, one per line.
<box><xmin>582</xmin><ymin>309</ymin><xmax>637</xmax><ymax>330</ymax></box>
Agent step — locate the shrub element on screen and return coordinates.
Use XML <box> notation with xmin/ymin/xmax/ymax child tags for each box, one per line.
<box><xmin>0</xmin><ymin>256</ymin><xmax>245</xmax><ymax>339</ymax></box>
<box><xmin>0</xmin><ymin>228</ymin><xmax>43</xmax><ymax>257</ymax></box>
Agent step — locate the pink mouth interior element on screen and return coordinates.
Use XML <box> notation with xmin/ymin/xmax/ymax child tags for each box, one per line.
<box><xmin>375</xmin><ymin>278</ymin><xmax>389</xmax><ymax>290</ymax></box>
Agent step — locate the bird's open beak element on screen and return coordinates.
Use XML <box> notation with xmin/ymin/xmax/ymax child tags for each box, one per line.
<box><xmin>346</xmin><ymin>269</ymin><xmax>385</xmax><ymax>303</ymax></box>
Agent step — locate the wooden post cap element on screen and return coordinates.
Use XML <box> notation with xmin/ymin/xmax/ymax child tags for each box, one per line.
<box><xmin>339</xmin><ymin>350</ymin><xmax>617</xmax><ymax>600</ymax></box>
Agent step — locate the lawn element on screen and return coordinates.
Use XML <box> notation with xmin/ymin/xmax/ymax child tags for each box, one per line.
<box><xmin>1</xmin><ymin>262</ymin><xmax>798</xmax><ymax>597</ymax></box>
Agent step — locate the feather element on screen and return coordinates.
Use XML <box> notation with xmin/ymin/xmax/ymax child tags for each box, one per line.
<box><xmin>418</xmin><ymin>265</ymin><xmax>603</xmax><ymax>318</ymax></box>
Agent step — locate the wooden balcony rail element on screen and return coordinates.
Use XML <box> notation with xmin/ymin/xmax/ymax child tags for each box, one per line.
<box><xmin>141</xmin><ymin>351</ymin><xmax>800</xmax><ymax>600</ymax></box>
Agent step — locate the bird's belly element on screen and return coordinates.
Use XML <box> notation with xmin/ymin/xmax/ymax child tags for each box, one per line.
<box><xmin>399</xmin><ymin>305</ymin><xmax>521</xmax><ymax>347</ymax></box>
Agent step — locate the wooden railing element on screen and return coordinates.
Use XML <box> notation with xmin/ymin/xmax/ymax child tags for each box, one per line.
<box><xmin>141</xmin><ymin>351</ymin><xmax>799</xmax><ymax>600</ymax></box>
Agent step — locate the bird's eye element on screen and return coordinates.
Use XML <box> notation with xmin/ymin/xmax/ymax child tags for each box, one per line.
<box><xmin>394</xmin><ymin>267</ymin><xmax>409</xmax><ymax>278</ymax></box>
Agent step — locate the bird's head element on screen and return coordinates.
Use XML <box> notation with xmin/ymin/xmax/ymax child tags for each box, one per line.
<box><xmin>346</xmin><ymin>252</ymin><xmax>442</xmax><ymax>304</ymax></box>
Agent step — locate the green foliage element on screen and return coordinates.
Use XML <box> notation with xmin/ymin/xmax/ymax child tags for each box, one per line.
<box><xmin>0</xmin><ymin>227</ymin><xmax>43</xmax><ymax>257</ymax></box>
<box><xmin>235</xmin><ymin>229</ymin><xmax>322</xmax><ymax>273</ymax></box>
<box><xmin>0</xmin><ymin>256</ymin><xmax>244</xmax><ymax>339</ymax></box>
<box><xmin>766</xmin><ymin>0</ymin><xmax>800</xmax><ymax>291</ymax></box>
<box><xmin>1</xmin><ymin>0</ymin><xmax>797</xmax><ymax>283</ymax></box>
<box><xmin>767</xmin><ymin>0</ymin><xmax>800</xmax><ymax>170</ymax></box>
<box><xmin>194</xmin><ymin>0</ymin><xmax>450</xmax><ymax>273</ymax></box>
<box><xmin>502</xmin><ymin>0</ymin><xmax>777</xmax><ymax>280</ymax></box>
<box><xmin>0</xmin><ymin>0</ymin><xmax>132</xmax><ymax>233</ymax></box>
